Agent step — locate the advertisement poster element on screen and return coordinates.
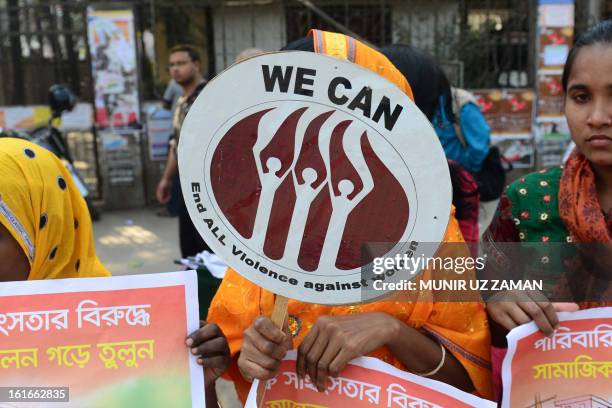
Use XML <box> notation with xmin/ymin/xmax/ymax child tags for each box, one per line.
<box><xmin>0</xmin><ymin>106</ymin><xmax>49</xmax><ymax>130</ymax></box>
<box><xmin>537</xmin><ymin>139</ymin><xmax>572</xmax><ymax>167</ymax></box>
<box><xmin>473</xmin><ymin>89</ymin><xmax>534</xmax><ymax>138</ymax></box>
<box><xmin>179</xmin><ymin>52</ymin><xmax>451</xmax><ymax>305</ymax></box>
<box><xmin>87</xmin><ymin>8</ymin><xmax>140</xmax><ymax>129</ymax></box>
<box><xmin>502</xmin><ymin>307</ymin><xmax>612</xmax><ymax>408</ymax></box>
<box><xmin>493</xmin><ymin>136</ymin><xmax>535</xmax><ymax>169</ymax></box>
<box><xmin>100</xmin><ymin>131</ymin><xmax>140</xmax><ymax>187</ymax></box>
<box><xmin>0</xmin><ymin>104</ymin><xmax>94</xmax><ymax>131</ymax></box>
<box><xmin>538</xmin><ymin>27</ymin><xmax>573</xmax><ymax>72</ymax></box>
<box><xmin>536</xmin><ymin>119</ymin><xmax>571</xmax><ymax>139</ymax></box>
<box><xmin>538</xmin><ymin>4</ymin><xmax>575</xmax><ymax>27</ymax></box>
<box><xmin>537</xmin><ymin>74</ymin><xmax>564</xmax><ymax>119</ymax></box>
<box><xmin>61</xmin><ymin>103</ymin><xmax>94</xmax><ymax>130</ymax></box>
<box><xmin>0</xmin><ymin>272</ymin><xmax>203</xmax><ymax>408</ymax></box>
<box><xmin>472</xmin><ymin>89</ymin><xmax>535</xmax><ymax>168</ymax></box>
<box><xmin>247</xmin><ymin>351</ymin><xmax>495</xmax><ymax>408</ymax></box>
<box><xmin>146</xmin><ymin>107</ymin><xmax>173</xmax><ymax>161</ymax></box>
<box><xmin>535</xmin><ymin>118</ymin><xmax>571</xmax><ymax>167</ymax></box>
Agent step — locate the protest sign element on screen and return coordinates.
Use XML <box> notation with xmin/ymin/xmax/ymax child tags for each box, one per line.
<box><xmin>0</xmin><ymin>271</ymin><xmax>203</xmax><ymax>407</ymax></box>
<box><xmin>179</xmin><ymin>51</ymin><xmax>451</xmax><ymax>305</ymax></box>
<box><xmin>246</xmin><ymin>350</ymin><xmax>495</xmax><ymax>408</ymax></box>
<box><xmin>502</xmin><ymin>307</ymin><xmax>612</xmax><ymax>408</ymax></box>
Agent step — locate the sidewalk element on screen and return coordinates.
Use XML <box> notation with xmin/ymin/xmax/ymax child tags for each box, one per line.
<box><xmin>93</xmin><ymin>208</ymin><xmax>181</xmax><ymax>276</ymax></box>
<box><xmin>93</xmin><ymin>208</ymin><xmax>241</xmax><ymax>407</ymax></box>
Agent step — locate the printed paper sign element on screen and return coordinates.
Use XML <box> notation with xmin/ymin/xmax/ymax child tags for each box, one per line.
<box><xmin>537</xmin><ymin>73</ymin><xmax>564</xmax><ymax>119</ymax></box>
<box><xmin>146</xmin><ymin>107</ymin><xmax>173</xmax><ymax>161</ymax></box>
<box><xmin>0</xmin><ymin>106</ymin><xmax>40</xmax><ymax>129</ymax></box>
<box><xmin>538</xmin><ymin>27</ymin><xmax>573</xmax><ymax>72</ymax></box>
<box><xmin>538</xmin><ymin>4</ymin><xmax>575</xmax><ymax>27</ymax></box>
<box><xmin>471</xmin><ymin>89</ymin><xmax>535</xmax><ymax>168</ymax></box>
<box><xmin>502</xmin><ymin>307</ymin><xmax>612</xmax><ymax>408</ymax></box>
<box><xmin>246</xmin><ymin>351</ymin><xmax>495</xmax><ymax>407</ymax></box>
<box><xmin>473</xmin><ymin>89</ymin><xmax>534</xmax><ymax>138</ymax></box>
<box><xmin>493</xmin><ymin>136</ymin><xmax>535</xmax><ymax>169</ymax></box>
<box><xmin>0</xmin><ymin>272</ymin><xmax>204</xmax><ymax>407</ymax></box>
<box><xmin>87</xmin><ymin>8</ymin><xmax>140</xmax><ymax>128</ymax></box>
<box><xmin>179</xmin><ymin>51</ymin><xmax>451</xmax><ymax>305</ymax></box>
<box><xmin>0</xmin><ymin>104</ymin><xmax>93</xmax><ymax>131</ymax></box>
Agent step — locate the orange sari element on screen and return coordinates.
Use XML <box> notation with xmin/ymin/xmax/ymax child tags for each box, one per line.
<box><xmin>208</xmin><ymin>30</ymin><xmax>492</xmax><ymax>402</ymax></box>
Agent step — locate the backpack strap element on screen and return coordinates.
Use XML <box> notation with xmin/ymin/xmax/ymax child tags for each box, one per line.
<box><xmin>450</xmin><ymin>87</ymin><xmax>479</xmax><ymax>149</ymax></box>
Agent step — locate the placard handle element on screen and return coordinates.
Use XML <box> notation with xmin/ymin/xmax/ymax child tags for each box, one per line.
<box><xmin>256</xmin><ymin>294</ymin><xmax>289</xmax><ymax>407</ymax></box>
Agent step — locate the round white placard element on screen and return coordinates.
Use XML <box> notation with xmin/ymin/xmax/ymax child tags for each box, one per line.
<box><xmin>179</xmin><ymin>51</ymin><xmax>451</xmax><ymax>304</ymax></box>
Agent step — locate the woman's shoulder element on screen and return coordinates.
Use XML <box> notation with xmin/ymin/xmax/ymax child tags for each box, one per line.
<box><xmin>506</xmin><ymin>166</ymin><xmax>563</xmax><ymax>200</ymax></box>
<box><xmin>504</xmin><ymin>166</ymin><xmax>568</xmax><ymax>242</ymax></box>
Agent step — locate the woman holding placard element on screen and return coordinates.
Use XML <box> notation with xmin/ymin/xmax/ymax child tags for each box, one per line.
<box><xmin>480</xmin><ymin>20</ymin><xmax>612</xmax><ymax>400</ymax></box>
<box><xmin>207</xmin><ymin>31</ymin><xmax>493</xmax><ymax>403</ymax></box>
<box><xmin>0</xmin><ymin>137</ymin><xmax>231</xmax><ymax>407</ymax></box>
<box><xmin>0</xmin><ymin>138</ymin><xmax>110</xmax><ymax>281</ymax></box>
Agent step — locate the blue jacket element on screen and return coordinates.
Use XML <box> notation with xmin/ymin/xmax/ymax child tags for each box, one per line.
<box><xmin>433</xmin><ymin>101</ymin><xmax>490</xmax><ymax>173</ymax></box>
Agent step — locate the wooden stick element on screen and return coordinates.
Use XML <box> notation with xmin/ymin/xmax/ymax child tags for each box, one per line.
<box><xmin>256</xmin><ymin>295</ymin><xmax>289</xmax><ymax>408</ymax></box>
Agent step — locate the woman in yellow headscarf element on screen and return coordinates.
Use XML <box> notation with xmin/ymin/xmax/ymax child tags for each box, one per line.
<box><xmin>207</xmin><ymin>30</ymin><xmax>493</xmax><ymax>402</ymax></box>
<box><xmin>0</xmin><ymin>137</ymin><xmax>109</xmax><ymax>281</ymax></box>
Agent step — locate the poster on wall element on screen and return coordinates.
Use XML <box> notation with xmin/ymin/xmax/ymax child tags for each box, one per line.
<box><xmin>537</xmin><ymin>119</ymin><xmax>571</xmax><ymax>140</ymax></box>
<box><xmin>146</xmin><ymin>106</ymin><xmax>173</xmax><ymax>161</ymax></box>
<box><xmin>536</xmin><ymin>119</ymin><xmax>571</xmax><ymax>167</ymax></box>
<box><xmin>100</xmin><ymin>131</ymin><xmax>140</xmax><ymax>187</ymax></box>
<box><xmin>538</xmin><ymin>3</ymin><xmax>575</xmax><ymax>27</ymax></box>
<box><xmin>537</xmin><ymin>73</ymin><xmax>564</xmax><ymax>119</ymax></box>
<box><xmin>472</xmin><ymin>89</ymin><xmax>535</xmax><ymax>168</ymax></box>
<box><xmin>61</xmin><ymin>103</ymin><xmax>95</xmax><ymax>130</ymax></box>
<box><xmin>537</xmin><ymin>139</ymin><xmax>571</xmax><ymax>167</ymax></box>
<box><xmin>87</xmin><ymin>8</ymin><xmax>140</xmax><ymax>129</ymax></box>
<box><xmin>493</xmin><ymin>136</ymin><xmax>535</xmax><ymax>169</ymax></box>
<box><xmin>536</xmin><ymin>0</ymin><xmax>575</xmax><ymax>168</ymax></box>
<box><xmin>538</xmin><ymin>27</ymin><xmax>573</xmax><ymax>72</ymax></box>
<box><xmin>473</xmin><ymin>89</ymin><xmax>534</xmax><ymax>138</ymax></box>
<box><xmin>0</xmin><ymin>106</ymin><xmax>52</xmax><ymax>130</ymax></box>
<box><xmin>0</xmin><ymin>104</ymin><xmax>94</xmax><ymax>131</ymax></box>
<box><xmin>98</xmin><ymin>130</ymin><xmax>146</xmax><ymax>209</ymax></box>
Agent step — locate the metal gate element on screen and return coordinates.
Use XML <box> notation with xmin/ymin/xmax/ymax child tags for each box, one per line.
<box><xmin>0</xmin><ymin>0</ymin><xmax>101</xmax><ymax>199</ymax></box>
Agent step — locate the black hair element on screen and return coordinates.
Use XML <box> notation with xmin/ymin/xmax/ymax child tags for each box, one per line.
<box><xmin>381</xmin><ymin>44</ymin><xmax>454</xmax><ymax>122</ymax></box>
<box><xmin>169</xmin><ymin>44</ymin><xmax>201</xmax><ymax>63</ymax></box>
<box><xmin>281</xmin><ymin>37</ymin><xmax>315</xmax><ymax>52</ymax></box>
<box><xmin>281</xmin><ymin>38</ymin><xmax>455</xmax><ymax>121</ymax></box>
<box><xmin>562</xmin><ymin>19</ymin><xmax>612</xmax><ymax>92</ymax></box>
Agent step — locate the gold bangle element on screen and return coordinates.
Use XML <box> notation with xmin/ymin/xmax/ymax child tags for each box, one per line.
<box><xmin>415</xmin><ymin>342</ymin><xmax>446</xmax><ymax>377</ymax></box>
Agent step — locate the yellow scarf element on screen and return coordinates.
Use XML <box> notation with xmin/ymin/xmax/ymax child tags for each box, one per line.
<box><xmin>0</xmin><ymin>138</ymin><xmax>109</xmax><ymax>279</ymax></box>
<box><xmin>309</xmin><ymin>29</ymin><xmax>414</xmax><ymax>101</ymax></box>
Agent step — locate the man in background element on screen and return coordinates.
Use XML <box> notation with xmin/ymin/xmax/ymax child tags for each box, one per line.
<box><xmin>157</xmin><ymin>78</ymin><xmax>183</xmax><ymax>218</ymax></box>
<box><xmin>156</xmin><ymin>44</ymin><xmax>211</xmax><ymax>257</ymax></box>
